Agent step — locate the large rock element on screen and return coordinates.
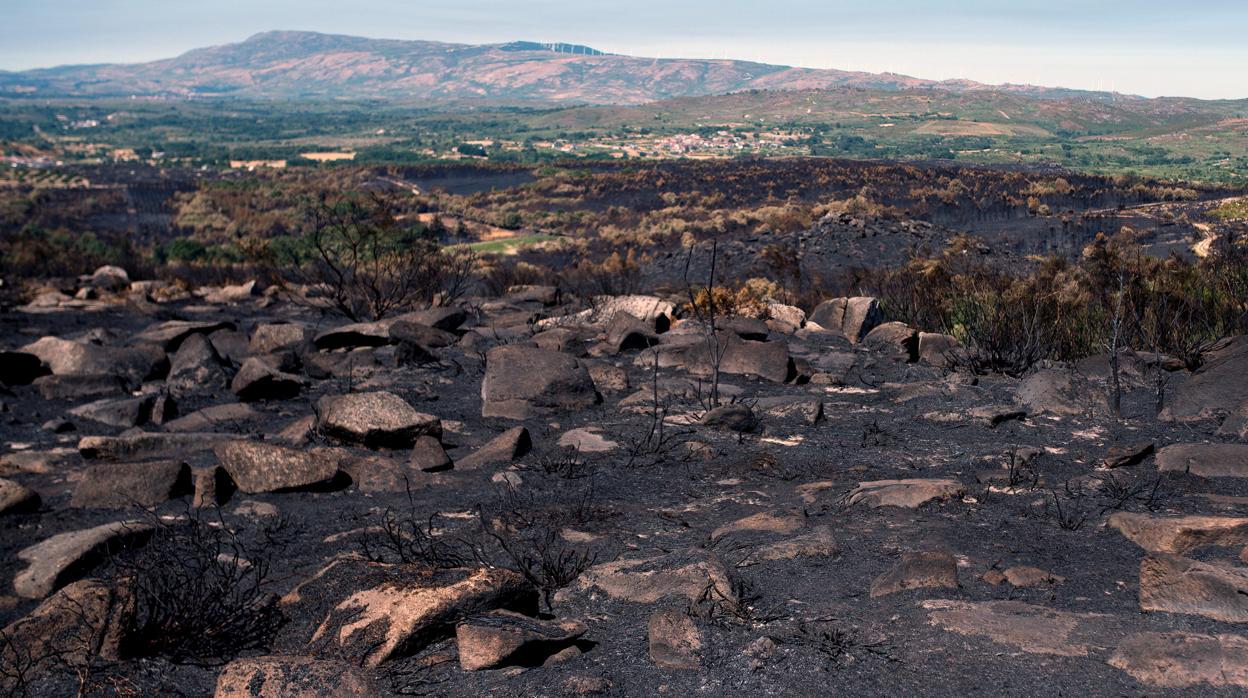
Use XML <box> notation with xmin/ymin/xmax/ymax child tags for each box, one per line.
<box><xmin>917</xmin><ymin>333</ymin><xmax>960</xmax><ymax>367</ymax></box>
<box><xmin>1156</xmin><ymin>443</ymin><xmax>1248</xmax><ymax>477</ymax></box>
<box><xmin>0</xmin><ymin>478</ymin><xmax>40</xmax><ymax>515</ymax></box>
<box><xmin>870</xmin><ymin>551</ymin><xmax>959</xmax><ymax>597</ymax></box>
<box><xmin>214</xmin><ymin>655</ymin><xmax>380</xmax><ymax>698</ymax></box>
<box><xmin>1162</xmin><ymin>338</ymin><xmax>1248</xmax><ymax>422</ymax></box>
<box><xmin>1016</xmin><ymin>369</ymin><xmax>1091</xmax><ymax>417</ymax></box>
<box><xmin>456</xmin><ymin>610</ymin><xmax>586</xmax><ymax>671</ymax></box>
<box><xmin>680</xmin><ymin>333</ymin><xmax>793</xmax><ymax>383</ymax></box>
<box><xmin>863</xmin><ymin>322</ymin><xmax>919</xmax><ymax>361</ymax></box>
<box><xmin>481</xmin><ymin>345</ymin><xmax>601</xmax><ymax>420</ymax></box>
<box><xmin>71</xmin><ymin>460</ymin><xmax>192</xmax><ymax>509</ymax></box>
<box><xmin>316</xmin><ymin>392</ymin><xmax>441</xmax><ymax>448</ymax></box>
<box><xmin>847</xmin><ymin>479</ymin><xmax>965</xmax><ymax>509</ymax></box>
<box><xmin>21</xmin><ymin>336</ymin><xmax>167</xmax><ymax>382</ymax></box>
<box><xmin>167</xmin><ymin>333</ymin><xmax>230</xmax><ymax>393</ymax></box>
<box><xmin>0</xmin><ymin>579</ymin><xmax>133</xmax><ymax>688</ymax></box>
<box><xmin>1140</xmin><ymin>554</ymin><xmax>1248</xmax><ymax>622</ymax></box>
<box><xmin>1110</xmin><ymin>631</ymin><xmax>1248</xmax><ymax>689</ymax></box>
<box><xmin>309</xmin><ymin>567</ymin><xmax>535</xmax><ymax>667</ymax></box>
<box><xmin>590</xmin><ymin>295</ymin><xmax>673</xmax><ymax>328</ymax></box>
<box><xmin>89</xmin><ymin>265</ymin><xmax>130</xmax><ymax>291</ymax></box>
<box><xmin>1109</xmin><ymin>513</ymin><xmax>1248</xmax><ymax>554</ymax></box>
<box><xmin>808</xmin><ymin>297</ymin><xmax>882</xmax><ymax>343</ymax></box>
<box><xmin>249</xmin><ymin>322</ymin><xmax>311</xmax><ymax>355</ymax></box>
<box><xmin>14</xmin><ymin>520</ymin><xmax>153</xmax><ymax>598</ymax></box>
<box><xmin>213</xmin><ymin>441</ymin><xmax>346</xmax><ymax>493</ymax></box>
<box><xmin>232</xmin><ymin>357</ymin><xmax>304</xmax><ymax>401</ymax></box>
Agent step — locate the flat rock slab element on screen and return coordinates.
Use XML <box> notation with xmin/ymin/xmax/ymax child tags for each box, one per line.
<box><xmin>21</xmin><ymin>336</ymin><xmax>167</xmax><ymax>381</ymax></box>
<box><xmin>0</xmin><ymin>478</ymin><xmax>41</xmax><ymax>515</ymax></box>
<box><xmin>1110</xmin><ymin>631</ymin><xmax>1248</xmax><ymax>689</ymax></box>
<box><xmin>1109</xmin><ymin>512</ymin><xmax>1248</xmax><ymax>554</ymax></box>
<box><xmin>1156</xmin><ymin>443</ymin><xmax>1248</xmax><ymax>477</ymax></box>
<box><xmin>214</xmin><ymin>655</ymin><xmax>380</xmax><ymax>698</ymax></box>
<box><xmin>71</xmin><ymin>460</ymin><xmax>191</xmax><ymax>509</ymax></box>
<box><xmin>870</xmin><ymin>551</ymin><xmax>959</xmax><ymax>597</ymax></box>
<box><xmin>316</xmin><ymin>392</ymin><xmax>441</xmax><ymax>448</ymax></box>
<box><xmin>0</xmin><ymin>579</ymin><xmax>133</xmax><ymax>672</ymax></box>
<box><xmin>68</xmin><ymin>394</ymin><xmax>157</xmax><ymax>428</ymax></box>
<box><xmin>576</xmin><ymin>551</ymin><xmax>734</xmax><ymax>604</ymax></box>
<box><xmin>923</xmin><ymin>600</ymin><xmax>1116</xmax><ymax>657</ymax></box>
<box><xmin>648</xmin><ymin>607</ymin><xmax>703</xmax><ymax>670</ymax></box>
<box><xmin>710</xmin><ymin>511</ymin><xmax>805</xmax><ymax>541</ymax></box>
<box><xmin>14</xmin><ymin>520</ymin><xmax>153</xmax><ymax>598</ymax></box>
<box><xmin>309</xmin><ymin>567</ymin><xmax>534</xmax><ymax>667</ymax></box>
<box><xmin>1140</xmin><ymin>553</ymin><xmax>1248</xmax><ymax>622</ymax></box>
<box><xmin>214</xmin><ymin>441</ymin><xmax>346</xmax><ymax>494</ymax></box>
<box><xmin>558</xmin><ymin>427</ymin><xmax>619</xmax><ymax>453</ymax></box>
<box><xmin>456</xmin><ymin>609</ymin><xmax>586</xmax><ymax>671</ymax></box>
<box><xmin>847</xmin><ymin>479</ymin><xmax>965</xmax><ymax>509</ymax></box>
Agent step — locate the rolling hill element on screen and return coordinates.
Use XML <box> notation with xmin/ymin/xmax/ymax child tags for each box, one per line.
<box><xmin>0</xmin><ymin>30</ymin><xmax>1132</xmax><ymax>105</ymax></box>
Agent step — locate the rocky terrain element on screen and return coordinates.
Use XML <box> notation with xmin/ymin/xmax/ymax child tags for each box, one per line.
<box><xmin>3</xmin><ymin>267</ymin><xmax>1248</xmax><ymax>696</ymax></box>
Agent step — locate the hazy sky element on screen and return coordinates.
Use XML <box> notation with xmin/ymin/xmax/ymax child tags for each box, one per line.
<box><xmin>2</xmin><ymin>0</ymin><xmax>1246</xmax><ymax>99</ymax></box>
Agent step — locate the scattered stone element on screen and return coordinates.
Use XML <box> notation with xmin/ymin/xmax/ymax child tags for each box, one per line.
<box><xmin>699</xmin><ymin>404</ymin><xmax>758</xmax><ymax>432</ymax></box>
<box><xmin>1109</xmin><ymin>631</ymin><xmax>1248</xmax><ymax>689</ymax></box>
<box><xmin>14</xmin><ymin>521</ymin><xmax>153</xmax><ymax>598</ymax></box>
<box><xmin>455</xmin><ymin>427</ymin><xmax>531</xmax><ymax>469</ymax></box>
<box><xmin>0</xmin><ymin>478</ymin><xmax>40</xmax><ymax>515</ymax></box>
<box><xmin>1002</xmin><ymin>566</ymin><xmax>1064</xmax><ymax>587</ymax></box>
<box><xmin>870</xmin><ymin>551</ymin><xmax>959</xmax><ymax>597</ymax></box>
<box><xmin>314</xmin><ymin>320</ymin><xmax>392</xmax><ymax>350</ymax></box>
<box><xmin>576</xmin><ymin>551</ymin><xmax>734</xmax><ymax>604</ymax></box>
<box><xmin>410</xmin><ymin>435</ymin><xmax>453</xmax><ymax>472</ymax></box>
<box><xmin>192</xmin><ymin>466</ymin><xmax>233</xmax><ymax>508</ymax></box>
<box><xmin>754</xmin><ymin>396</ymin><xmax>824</xmax><ymax>425</ymax></box>
<box><xmin>232</xmin><ymin>356</ymin><xmax>305</xmax><ymax>401</ymax></box>
<box><xmin>456</xmin><ymin>610</ymin><xmax>586</xmax><ymax>671</ymax></box>
<box><xmin>648</xmin><ymin>607</ymin><xmax>702</xmax><ymax>670</ymax></box>
<box><xmin>1110</xmin><ymin>512</ymin><xmax>1248</xmax><ymax>554</ymax></box>
<box><xmin>317</xmin><ymin>392</ymin><xmax>441</xmax><ymax>448</ymax></box>
<box><xmin>558</xmin><ymin>427</ymin><xmax>619</xmax><ymax>453</ymax></box>
<box><xmin>214</xmin><ymin>441</ymin><xmax>346</xmax><ymax>494</ymax></box>
<box><xmin>89</xmin><ymin>265</ymin><xmax>130</xmax><ymax>291</ymax></box>
<box><xmin>481</xmin><ymin>345</ymin><xmax>601</xmax><ymax>420</ymax></box>
<box><xmin>1140</xmin><ymin>553</ymin><xmax>1248</xmax><ymax>622</ymax></box>
<box><xmin>586</xmin><ymin>362</ymin><xmax>629</xmax><ymax>393</ymax></box>
<box><xmin>214</xmin><ymin>655</ymin><xmax>380</xmax><ymax>698</ymax></box>
<box><xmin>847</xmin><ymin>479</ymin><xmax>965</xmax><ymax>509</ymax></box>
<box><xmin>1156</xmin><ymin>443</ymin><xmax>1248</xmax><ymax>477</ymax></box>
<box><xmin>309</xmin><ymin>567</ymin><xmax>535</xmax><ymax>667</ymax></box>
<box><xmin>202</xmin><ymin>279</ymin><xmax>259</xmax><ymax>304</ymax></box>
<box><xmin>71</xmin><ymin>460</ymin><xmax>192</xmax><ymax>509</ymax></box>
<box><xmin>249</xmin><ymin>322</ymin><xmax>311</xmax><ymax>355</ymax></box>
<box><xmin>808</xmin><ymin>297</ymin><xmax>881</xmax><ymax>343</ymax></box>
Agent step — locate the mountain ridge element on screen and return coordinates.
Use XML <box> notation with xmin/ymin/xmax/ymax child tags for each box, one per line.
<box><xmin>0</xmin><ymin>30</ymin><xmax>1164</xmax><ymax>105</ymax></box>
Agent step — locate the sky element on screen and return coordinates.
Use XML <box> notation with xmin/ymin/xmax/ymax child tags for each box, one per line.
<box><xmin>2</xmin><ymin>0</ymin><xmax>1246</xmax><ymax>99</ymax></box>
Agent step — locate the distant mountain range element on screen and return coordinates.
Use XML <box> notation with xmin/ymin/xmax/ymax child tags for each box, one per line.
<box><xmin>0</xmin><ymin>30</ymin><xmax>1138</xmax><ymax>105</ymax></box>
